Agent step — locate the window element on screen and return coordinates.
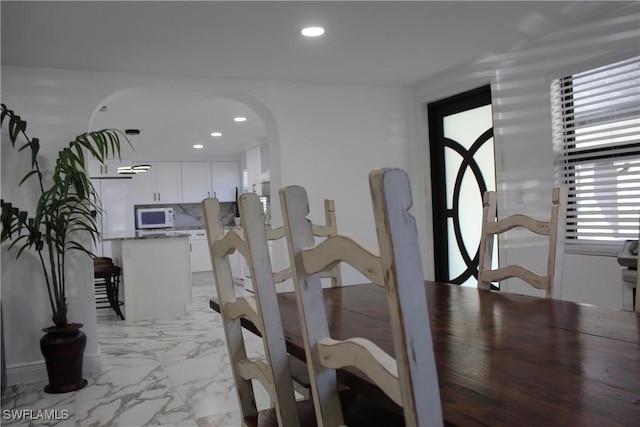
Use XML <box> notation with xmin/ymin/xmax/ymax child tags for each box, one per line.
<box><xmin>552</xmin><ymin>55</ymin><xmax>640</xmax><ymax>252</ymax></box>
<box><xmin>242</xmin><ymin>169</ymin><xmax>249</xmax><ymax>194</ymax></box>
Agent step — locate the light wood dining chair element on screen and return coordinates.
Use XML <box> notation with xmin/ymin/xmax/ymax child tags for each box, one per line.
<box><xmin>268</xmin><ymin>199</ymin><xmax>342</xmax><ymax>288</ymax></box>
<box><xmin>280</xmin><ymin>168</ymin><xmax>443</xmax><ymax>427</ymax></box>
<box><xmin>203</xmin><ymin>195</ymin><xmax>302</xmax><ymax>426</ymax></box>
<box><xmin>263</xmin><ymin>199</ymin><xmax>344</xmax><ymax>398</ymax></box>
<box><xmin>477</xmin><ymin>186</ymin><xmax>567</xmax><ymax>299</ymax></box>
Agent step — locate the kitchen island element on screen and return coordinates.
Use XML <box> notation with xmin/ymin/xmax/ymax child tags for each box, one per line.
<box><xmin>107</xmin><ymin>233</ymin><xmax>192</xmax><ymax>322</ymax></box>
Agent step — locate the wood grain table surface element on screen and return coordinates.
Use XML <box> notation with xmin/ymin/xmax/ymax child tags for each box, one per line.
<box><xmin>210</xmin><ymin>282</ymin><xmax>640</xmax><ymax>426</ymax></box>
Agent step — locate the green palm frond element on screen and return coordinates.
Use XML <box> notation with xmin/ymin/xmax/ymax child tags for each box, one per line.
<box><xmin>0</xmin><ymin>104</ymin><xmax>130</xmax><ymax>325</ymax></box>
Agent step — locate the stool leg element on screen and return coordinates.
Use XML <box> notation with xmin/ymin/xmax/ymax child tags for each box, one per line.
<box><xmin>113</xmin><ymin>274</ymin><xmax>125</xmax><ymax>320</ymax></box>
<box><xmin>105</xmin><ymin>275</ymin><xmax>125</xmax><ymax>320</ymax></box>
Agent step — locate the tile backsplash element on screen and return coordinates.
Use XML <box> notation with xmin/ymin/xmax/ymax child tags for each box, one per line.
<box><xmin>135</xmin><ymin>202</ymin><xmax>237</xmax><ymax>228</ymax></box>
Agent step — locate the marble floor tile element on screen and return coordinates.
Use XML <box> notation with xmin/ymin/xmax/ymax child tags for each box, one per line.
<box><xmin>75</xmin><ymin>387</ymin><xmax>194</xmax><ymax>427</ymax></box>
<box><xmin>1</xmin><ymin>277</ymin><xmax>273</xmax><ymax>427</ymax></box>
<box><xmin>76</xmin><ymin>363</ymin><xmax>171</xmax><ymax>403</ymax></box>
<box><xmin>1</xmin><ymin>380</ymin><xmax>77</xmax><ymax>427</ymax></box>
<box><xmin>194</xmin><ymin>411</ymin><xmax>242</xmax><ymax>427</ymax></box>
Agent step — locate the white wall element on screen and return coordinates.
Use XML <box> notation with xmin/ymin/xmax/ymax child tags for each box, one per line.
<box><xmin>3</xmin><ymin>2</ymin><xmax>637</xmax><ymax>385</ymax></box>
<box><xmin>1</xmin><ymin>67</ymin><xmax>410</xmax><ymax>384</ymax></box>
<box><xmin>410</xmin><ymin>3</ymin><xmax>640</xmax><ymax>308</ymax></box>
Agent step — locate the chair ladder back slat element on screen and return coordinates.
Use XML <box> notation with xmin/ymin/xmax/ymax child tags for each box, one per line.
<box><xmin>324</xmin><ymin>199</ymin><xmax>342</xmax><ymax>287</ymax></box>
<box><xmin>318</xmin><ymin>337</ymin><xmax>402</xmax><ymax>406</ymax></box>
<box><xmin>266</xmin><ymin>225</ymin><xmax>287</xmax><ymax>240</ymax></box>
<box><xmin>369</xmin><ymin>168</ymin><xmax>442</xmax><ymax>426</ymax></box>
<box><xmin>478</xmin><ymin>190</ymin><xmax>498</xmax><ymax>290</ymax></box>
<box><xmin>548</xmin><ymin>186</ymin><xmax>567</xmax><ymax>300</ymax></box>
<box><xmin>203</xmin><ymin>198</ymin><xmax>258</xmax><ymax>420</ymax></box>
<box><xmin>280</xmin><ymin>186</ymin><xmax>345</xmax><ymax>427</ymax></box>
<box><xmin>212</xmin><ymin>228</ymin><xmax>249</xmax><ymax>260</ymax></box>
<box><xmin>482</xmin><ymin>265</ymin><xmax>546</xmax><ymax>290</ymax></box>
<box><xmin>477</xmin><ymin>186</ymin><xmax>567</xmax><ymax>299</ymax></box>
<box><xmin>252</xmin><ymin>198</ymin><xmax>343</xmax><ymax>402</ymax></box>
<box><xmin>265</xmin><ymin>225</ymin><xmax>293</xmax><ymax>284</ymax></box>
<box><xmin>280</xmin><ymin>168</ymin><xmax>443</xmax><ymax>427</ymax></box>
<box><xmin>203</xmin><ymin>197</ymin><xmax>300</xmax><ymax>427</ymax></box>
<box><xmin>225</xmin><ymin>296</ymin><xmax>264</xmax><ymax>334</ymax></box>
<box><xmin>267</xmin><ymin>199</ymin><xmax>342</xmax><ymax>287</ymax></box>
<box><xmin>486</xmin><ymin>214</ymin><xmax>550</xmax><ymax>236</ymax></box>
<box><xmin>301</xmin><ymin>234</ymin><xmax>382</xmax><ymax>284</ymax></box>
<box><xmin>238</xmin><ymin>193</ymin><xmax>300</xmax><ymax>426</ymax></box>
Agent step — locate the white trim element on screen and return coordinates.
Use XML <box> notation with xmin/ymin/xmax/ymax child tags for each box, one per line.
<box><xmin>565</xmin><ymin>242</ymin><xmax>623</xmax><ymax>257</ymax></box>
<box><xmin>5</xmin><ymin>353</ymin><xmax>102</xmax><ymax>386</ymax></box>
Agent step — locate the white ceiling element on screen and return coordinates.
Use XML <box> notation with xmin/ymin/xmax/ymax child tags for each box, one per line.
<box><xmin>91</xmin><ymin>94</ymin><xmax>268</xmax><ymax>161</ymax></box>
<box><xmin>1</xmin><ymin>1</ymin><xmax>629</xmax><ymax>160</ymax></box>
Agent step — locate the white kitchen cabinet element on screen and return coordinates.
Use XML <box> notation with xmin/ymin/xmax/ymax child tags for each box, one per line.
<box><xmin>92</xmin><ymin>177</ymin><xmax>135</xmax><ymax>258</ymax></box>
<box><xmin>187</xmin><ymin>230</ymin><xmax>210</xmax><ymax>272</ymax></box>
<box><xmin>246</xmin><ymin>145</ymin><xmax>262</xmax><ymax>192</ymax></box>
<box><xmin>87</xmin><ymin>157</ymin><xmax>131</xmax><ymax>178</ymax></box>
<box><xmin>189</xmin><ymin>239</ymin><xmax>211</xmax><ymax>272</ymax></box>
<box><xmin>188</xmin><ymin>229</ymin><xmax>241</xmax><ymax>278</ymax></box>
<box><xmin>210</xmin><ymin>161</ymin><xmax>240</xmax><ymax>201</ymax></box>
<box><xmin>112</xmin><ymin>236</ymin><xmax>191</xmax><ymax>321</ymax></box>
<box><xmin>132</xmin><ymin>162</ymin><xmax>182</xmax><ymax>204</ymax></box>
<box><xmin>181</xmin><ymin>161</ymin><xmax>240</xmax><ymax>203</ymax></box>
<box><xmin>246</xmin><ymin>145</ymin><xmax>269</xmax><ymax>195</ymax></box>
<box><xmin>181</xmin><ymin>162</ymin><xmax>211</xmax><ymax>203</ymax></box>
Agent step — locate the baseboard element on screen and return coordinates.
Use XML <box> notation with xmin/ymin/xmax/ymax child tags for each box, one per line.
<box><xmin>5</xmin><ymin>352</ymin><xmax>102</xmax><ymax>386</ymax></box>
<box><xmin>84</xmin><ymin>352</ymin><xmax>103</xmax><ymax>375</ymax></box>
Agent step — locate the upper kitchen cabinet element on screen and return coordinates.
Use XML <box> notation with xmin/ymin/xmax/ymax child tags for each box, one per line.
<box><xmin>210</xmin><ymin>161</ymin><xmax>240</xmax><ymax>202</ymax></box>
<box><xmin>87</xmin><ymin>156</ymin><xmax>131</xmax><ymax>178</ymax></box>
<box><xmin>246</xmin><ymin>143</ymin><xmax>269</xmax><ymax>195</ymax></box>
<box><xmin>182</xmin><ymin>161</ymin><xmax>240</xmax><ymax>203</ymax></box>
<box><xmin>181</xmin><ymin>162</ymin><xmax>211</xmax><ymax>203</ymax></box>
<box><xmin>91</xmin><ymin>177</ymin><xmax>135</xmax><ymax>258</ymax></box>
<box><xmin>132</xmin><ymin>162</ymin><xmax>182</xmax><ymax>204</ymax></box>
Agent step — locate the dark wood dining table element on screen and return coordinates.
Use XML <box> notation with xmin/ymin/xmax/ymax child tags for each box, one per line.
<box><xmin>210</xmin><ymin>282</ymin><xmax>640</xmax><ymax>426</ymax></box>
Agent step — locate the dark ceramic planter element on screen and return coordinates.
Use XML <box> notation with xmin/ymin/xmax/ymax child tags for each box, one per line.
<box><xmin>40</xmin><ymin>323</ymin><xmax>88</xmax><ymax>393</ymax></box>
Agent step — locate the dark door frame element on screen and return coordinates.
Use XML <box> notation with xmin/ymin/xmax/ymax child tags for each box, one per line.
<box><xmin>428</xmin><ymin>85</ymin><xmax>493</xmax><ymax>283</ymax></box>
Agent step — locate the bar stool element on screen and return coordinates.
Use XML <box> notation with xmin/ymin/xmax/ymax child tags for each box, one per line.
<box><xmin>93</xmin><ymin>257</ymin><xmax>125</xmax><ymax>320</ymax></box>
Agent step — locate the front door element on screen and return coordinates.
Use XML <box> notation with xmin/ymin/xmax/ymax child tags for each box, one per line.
<box><xmin>428</xmin><ymin>86</ymin><xmax>496</xmax><ymax>286</ymax></box>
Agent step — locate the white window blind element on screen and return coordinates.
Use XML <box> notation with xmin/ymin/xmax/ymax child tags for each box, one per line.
<box><xmin>551</xmin><ymin>55</ymin><xmax>640</xmax><ymax>245</ymax></box>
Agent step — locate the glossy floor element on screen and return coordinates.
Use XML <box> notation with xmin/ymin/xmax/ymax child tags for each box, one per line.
<box><xmin>1</xmin><ymin>273</ymin><xmax>270</xmax><ymax>426</ymax></box>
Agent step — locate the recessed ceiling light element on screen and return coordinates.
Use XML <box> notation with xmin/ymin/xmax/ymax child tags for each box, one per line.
<box><xmin>301</xmin><ymin>26</ymin><xmax>325</xmax><ymax>37</ymax></box>
<box><xmin>193</xmin><ymin>144</ymin><xmax>204</xmax><ymax>149</ymax></box>
<box><xmin>234</xmin><ymin>116</ymin><xmax>247</xmax><ymax>122</ymax></box>
<box><xmin>210</xmin><ymin>132</ymin><xmax>222</xmax><ymax>137</ymax></box>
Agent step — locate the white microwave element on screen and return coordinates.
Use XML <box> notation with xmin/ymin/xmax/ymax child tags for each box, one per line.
<box><xmin>136</xmin><ymin>207</ymin><xmax>174</xmax><ymax>229</ymax></box>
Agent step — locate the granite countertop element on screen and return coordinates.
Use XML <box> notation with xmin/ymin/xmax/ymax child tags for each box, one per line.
<box><xmin>102</xmin><ymin>232</ymin><xmax>190</xmax><ymax>241</ymax></box>
<box><xmin>102</xmin><ymin>226</ymin><xmax>239</xmax><ymax>241</ymax></box>
<box><xmin>136</xmin><ymin>232</ymin><xmax>190</xmax><ymax>239</ymax></box>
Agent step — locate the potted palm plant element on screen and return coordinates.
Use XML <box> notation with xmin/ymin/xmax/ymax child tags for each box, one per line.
<box><xmin>0</xmin><ymin>103</ymin><xmax>129</xmax><ymax>393</ymax></box>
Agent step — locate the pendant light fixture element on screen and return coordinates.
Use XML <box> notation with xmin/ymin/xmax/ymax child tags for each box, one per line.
<box><xmin>116</xmin><ymin>128</ymin><xmax>151</xmax><ymax>174</ymax></box>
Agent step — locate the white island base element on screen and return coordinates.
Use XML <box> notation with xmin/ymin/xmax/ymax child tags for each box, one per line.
<box><xmin>111</xmin><ymin>235</ymin><xmax>192</xmax><ymax>322</ymax></box>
